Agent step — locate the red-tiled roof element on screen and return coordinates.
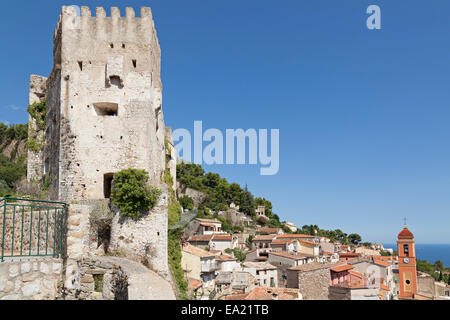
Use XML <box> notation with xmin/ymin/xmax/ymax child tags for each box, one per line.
<box><xmin>212</xmin><ymin>234</ymin><xmax>233</xmax><ymax>241</ymax></box>
<box><xmin>182</xmin><ymin>244</ymin><xmax>216</xmax><ymax>258</ymax></box>
<box><xmin>188</xmin><ymin>279</ymin><xmax>203</xmax><ymax>291</ymax></box>
<box><xmin>373</xmin><ymin>260</ymin><xmax>391</xmax><ymax>267</ymax></box>
<box><xmin>226</xmin><ymin>287</ymin><xmax>300</xmax><ymax>301</ymax></box>
<box><xmin>349</xmin><ymin>270</ymin><xmax>363</xmax><ymax>278</ymax></box>
<box><xmin>398</xmin><ymin>227</ymin><xmax>414</xmax><ymax>239</ymax></box>
<box><xmin>331</xmin><ymin>264</ymin><xmax>355</xmax><ymax>273</ymax></box>
<box><xmin>277</xmin><ymin>234</ymin><xmax>314</xmax><ymax>239</ymax></box>
<box><xmin>188</xmin><ymin>235</ymin><xmax>213</xmax><ymax>242</ymax></box>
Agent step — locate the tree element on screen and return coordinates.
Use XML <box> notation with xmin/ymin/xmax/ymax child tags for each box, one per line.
<box><xmin>348</xmin><ymin>233</ymin><xmax>362</xmax><ymax>245</ymax></box>
<box><xmin>179</xmin><ymin>196</ymin><xmax>194</xmax><ymax>211</ymax></box>
<box><xmin>434</xmin><ymin>260</ymin><xmax>444</xmax><ymax>271</ymax></box>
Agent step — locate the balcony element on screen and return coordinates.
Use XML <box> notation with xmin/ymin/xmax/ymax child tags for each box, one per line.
<box><xmin>201</xmin><ymin>263</ymin><xmax>217</xmax><ymax>273</ymax></box>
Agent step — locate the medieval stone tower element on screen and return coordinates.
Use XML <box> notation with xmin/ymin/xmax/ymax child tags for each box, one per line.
<box><xmin>38</xmin><ymin>6</ymin><xmax>175</xmax><ymax>201</ymax></box>
<box><xmin>26</xmin><ymin>6</ymin><xmax>178</xmax><ymax>280</ymax></box>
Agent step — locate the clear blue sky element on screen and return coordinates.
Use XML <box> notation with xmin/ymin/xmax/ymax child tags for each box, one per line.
<box><xmin>1</xmin><ymin>0</ymin><xmax>449</xmax><ymax>244</ymax></box>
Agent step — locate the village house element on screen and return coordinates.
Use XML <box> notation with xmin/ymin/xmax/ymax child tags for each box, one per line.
<box><xmin>355</xmin><ymin>246</ymin><xmax>381</xmax><ymax>257</ymax></box>
<box><xmin>191</xmin><ymin>218</ymin><xmax>224</xmax><ymax>235</ymax></box>
<box><xmin>186</xmin><ymin>234</ymin><xmax>213</xmax><ymax>250</ymax></box>
<box><xmin>330</xmin><ymin>264</ymin><xmax>368</xmax><ymax>288</ymax></box>
<box><xmin>209</xmin><ymin>234</ymin><xmax>237</xmax><ymax>252</ymax></box>
<box><xmin>215</xmin><ymin>271</ymin><xmax>258</xmax><ymax>298</ymax></box>
<box><xmin>298</xmin><ymin>240</ymin><xmax>320</xmax><ymax>259</ymax></box>
<box><xmin>258</xmin><ymin>227</ymin><xmax>284</xmax><ymax>235</ymax></box>
<box><xmin>319</xmin><ymin>251</ymin><xmax>340</xmax><ymax>264</ymax></box>
<box><xmin>270</xmin><ymin>239</ymin><xmax>302</xmax><ymax>253</ymax></box>
<box><xmin>286</xmin><ymin>262</ymin><xmax>338</xmax><ymax>300</ymax></box>
<box><xmin>349</xmin><ymin>258</ymin><xmax>395</xmax><ymax>297</ymax></box>
<box><xmin>283</xmin><ymin>222</ymin><xmax>298</xmax><ymax>233</ymax></box>
<box><xmin>268</xmin><ymin>251</ymin><xmax>315</xmax><ymax>287</ymax></box>
<box><xmin>243</xmin><ymin>262</ymin><xmax>279</xmax><ymax>288</ymax></box>
<box><xmin>276</xmin><ymin>234</ymin><xmax>317</xmax><ymax>242</ymax></box>
<box><xmin>339</xmin><ymin>252</ymin><xmax>362</xmax><ymax>263</ymax></box>
<box><xmin>214</xmin><ymin>253</ymin><xmax>241</xmax><ymax>272</ymax></box>
<box><xmin>181</xmin><ymin>244</ymin><xmax>217</xmax><ymax>290</ymax></box>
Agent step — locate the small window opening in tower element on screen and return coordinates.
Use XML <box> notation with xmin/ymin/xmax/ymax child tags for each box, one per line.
<box><xmin>78</xmin><ymin>61</ymin><xmax>83</xmax><ymax>71</ymax></box>
<box><xmin>404</xmin><ymin>244</ymin><xmax>409</xmax><ymax>256</ymax></box>
<box><xmin>132</xmin><ymin>59</ymin><xmax>137</xmax><ymax>68</ymax></box>
<box><xmin>405</xmin><ymin>280</ymin><xmax>410</xmax><ymax>285</ymax></box>
<box><xmin>122</xmin><ymin>44</ymin><xmax>126</xmax><ymax>49</ymax></box>
<box><xmin>110</xmin><ymin>43</ymin><xmax>114</xmax><ymax>48</ymax></box>
<box><xmin>93</xmin><ymin>103</ymin><xmax>119</xmax><ymax>116</ymax></box>
<box><xmin>104</xmin><ymin>173</ymin><xmax>114</xmax><ymax>199</ymax></box>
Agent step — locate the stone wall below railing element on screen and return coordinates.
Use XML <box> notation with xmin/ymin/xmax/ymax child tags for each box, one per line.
<box><xmin>0</xmin><ymin>259</ymin><xmax>62</xmax><ymax>300</ymax></box>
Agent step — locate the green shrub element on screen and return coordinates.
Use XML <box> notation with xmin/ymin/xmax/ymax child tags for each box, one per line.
<box><xmin>179</xmin><ymin>196</ymin><xmax>194</xmax><ymax>211</ymax></box>
<box><xmin>27</xmin><ymin>99</ymin><xmax>46</xmax><ymax>131</ymax></box>
<box><xmin>111</xmin><ymin>169</ymin><xmax>161</xmax><ymax>219</ymax></box>
<box><xmin>168</xmin><ymin>229</ymin><xmax>188</xmax><ymax>299</ymax></box>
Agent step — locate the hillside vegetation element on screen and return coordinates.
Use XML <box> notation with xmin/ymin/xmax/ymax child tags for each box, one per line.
<box><xmin>0</xmin><ymin>123</ymin><xmax>28</xmax><ymax>196</ymax></box>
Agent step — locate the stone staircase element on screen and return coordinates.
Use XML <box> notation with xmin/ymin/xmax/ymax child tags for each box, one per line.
<box><xmin>97</xmin><ymin>256</ymin><xmax>176</xmax><ymax>300</ymax></box>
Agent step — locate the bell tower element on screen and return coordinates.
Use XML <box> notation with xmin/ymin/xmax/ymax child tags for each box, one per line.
<box><xmin>397</xmin><ymin>224</ymin><xmax>418</xmax><ymax>299</ymax></box>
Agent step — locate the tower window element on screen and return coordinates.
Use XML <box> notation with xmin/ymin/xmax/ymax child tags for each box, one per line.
<box><xmin>93</xmin><ymin>102</ymin><xmax>119</xmax><ymax>116</ymax></box>
<box><xmin>405</xmin><ymin>280</ymin><xmax>410</xmax><ymax>285</ymax></box>
<box><xmin>78</xmin><ymin>61</ymin><xmax>83</xmax><ymax>71</ymax></box>
<box><xmin>132</xmin><ymin>59</ymin><xmax>137</xmax><ymax>68</ymax></box>
<box><xmin>110</xmin><ymin>43</ymin><xmax>114</xmax><ymax>48</ymax></box>
<box><xmin>404</xmin><ymin>244</ymin><xmax>409</xmax><ymax>256</ymax></box>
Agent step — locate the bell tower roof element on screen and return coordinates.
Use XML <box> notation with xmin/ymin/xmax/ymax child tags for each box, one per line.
<box><xmin>398</xmin><ymin>226</ymin><xmax>414</xmax><ymax>240</ymax></box>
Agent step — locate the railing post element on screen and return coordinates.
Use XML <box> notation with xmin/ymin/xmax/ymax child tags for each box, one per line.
<box><xmin>53</xmin><ymin>208</ymin><xmax>57</xmax><ymax>257</ymax></box>
<box><xmin>29</xmin><ymin>207</ymin><xmax>33</xmax><ymax>256</ymax></box>
<box><xmin>45</xmin><ymin>208</ymin><xmax>49</xmax><ymax>256</ymax></box>
<box><xmin>37</xmin><ymin>208</ymin><xmax>42</xmax><ymax>256</ymax></box>
<box><xmin>1</xmin><ymin>203</ymin><xmax>6</xmax><ymax>262</ymax></box>
<box><xmin>11</xmin><ymin>206</ymin><xmax>16</xmax><ymax>257</ymax></box>
<box><xmin>60</xmin><ymin>207</ymin><xmax>64</xmax><ymax>258</ymax></box>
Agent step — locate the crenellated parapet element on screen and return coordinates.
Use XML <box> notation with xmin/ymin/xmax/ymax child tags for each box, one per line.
<box><xmin>52</xmin><ymin>6</ymin><xmax>161</xmax><ymax>85</ymax></box>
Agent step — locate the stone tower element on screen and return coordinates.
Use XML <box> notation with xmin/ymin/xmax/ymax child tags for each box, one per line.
<box><xmin>397</xmin><ymin>225</ymin><xmax>418</xmax><ymax>299</ymax></box>
<box><xmin>42</xmin><ymin>6</ymin><xmax>174</xmax><ymax>201</ymax></box>
<box><xmin>26</xmin><ymin>6</ymin><xmax>177</xmax><ymax>278</ymax></box>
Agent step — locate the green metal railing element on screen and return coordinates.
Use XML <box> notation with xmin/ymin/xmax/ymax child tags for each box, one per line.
<box><xmin>0</xmin><ymin>198</ymin><xmax>66</xmax><ymax>262</ymax></box>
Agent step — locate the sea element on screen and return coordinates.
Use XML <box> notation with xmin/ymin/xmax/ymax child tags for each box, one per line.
<box><xmin>383</xmin><ymin>244</ymin><xmax>450</xmax><ymax>268</ymax></box>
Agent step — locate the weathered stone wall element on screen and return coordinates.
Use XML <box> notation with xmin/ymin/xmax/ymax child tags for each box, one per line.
<box><xmin>287</xmin><ymin>266</ymin><xmax>331</xmax><ymax>300</ymax></box>
<box><xmin>297</xmin><ymin>267</ymin><xmax>330</xmax><ymax>300</ymax></box>
<box><xmin>176</xmin><ymin>182</ymin><xmax>208</xmax><ymax>208</ymax></box>
<box><xmin>45</xmin><ymin>6</ymin><xmax>167</xmax><ymax>202</ymax></box>
<box><xmin>62</xmin><ymin>256</ymin><xmax>128</xmax><ymax>300</ymax></box>
<box><xmin>109</xmin><ymin>188</ymin><xmax>169</xmax><ymax>278</ymax></box>
<box><xmin>27</xmin><ymin>75</ymin><xmax>47</xmax><ymax>182</ymax></box>
<box><xmin>0</xmin><ymin>259</ymin><xmax>62</xmax><ymax>300</ymax></box>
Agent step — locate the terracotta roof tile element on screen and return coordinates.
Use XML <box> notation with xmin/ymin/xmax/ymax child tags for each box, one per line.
<box><xmin>182</xmin><ymin>244</ymin><xmax>216</xmax><ymax>258</ymax></box>
<box><xmin>331</xmin><ymin>264</ymin><xmax>355</xmax><ymax>273</ymax></box>
<box><xmin>398</xmin><ymin>227</ymin><xmax>414</xmax><ymax>239</ymax></box>
<box><xmin>187</xmin><ymin>235</ymin><xmax>213</xmax><ymax>242</ymax></box>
